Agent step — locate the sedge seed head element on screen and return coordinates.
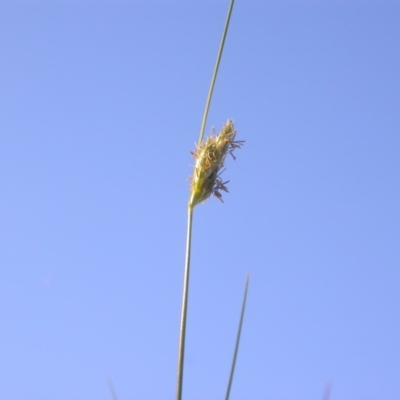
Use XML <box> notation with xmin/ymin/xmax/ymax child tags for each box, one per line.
<box><xmin>188</xmin><ymin>119</ymin><xmax>244</xmax><ymax>208</ymax></box>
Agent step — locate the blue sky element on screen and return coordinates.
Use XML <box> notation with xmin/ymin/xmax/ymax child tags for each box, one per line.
<box><xmin>1</xmin><ymin>1</ymin><xmax>399</xmax><ymax>399</ymax></box>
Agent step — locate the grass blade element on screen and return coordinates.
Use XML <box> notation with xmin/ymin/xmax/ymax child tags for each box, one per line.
<box><xmin>225</xmin><ymin>273</ymin><xmax>250</xmax><ymax>400</ymax></box>
<box><xmin>197</xmin><ymin>0</ymin><xmax>235</xmax><ymax>145</ymax></box>
<box><xmin>107</xmin><ymin>377</ymin><xmax>119</xmax><ymax>400</ymax></box>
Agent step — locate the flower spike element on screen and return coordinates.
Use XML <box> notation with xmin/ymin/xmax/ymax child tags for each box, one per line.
<box><xmin>189</xmin><ymin>120</ymin><xmax>244</xmax><ymax>208</ymax></box>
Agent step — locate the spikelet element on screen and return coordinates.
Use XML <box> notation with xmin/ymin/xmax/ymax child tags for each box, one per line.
<box><xmin>189</xmin><ymin>120</ymin><xmax>244</xmax><ymax>208</ymax></box>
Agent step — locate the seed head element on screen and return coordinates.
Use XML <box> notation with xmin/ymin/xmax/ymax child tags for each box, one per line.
<box><xmin>189</xmin><ymin>120</ymin><xmax>244</xmax><ymax>208</ymax></box>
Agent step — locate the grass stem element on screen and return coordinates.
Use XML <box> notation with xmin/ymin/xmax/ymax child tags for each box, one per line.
<box><xmin>175</xmin><ymin>207</ymin><xmax>193</xmax><ymax>400</ymax></box>
<box><xmin>176</xmin><ymin>1</ymin><xmax>235</xmax><ymax>399</ymax></box>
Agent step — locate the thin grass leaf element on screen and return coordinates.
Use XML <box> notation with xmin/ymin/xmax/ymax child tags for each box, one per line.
<box><xmin>225</xmin><ymin>274</ymin><xmax>250</xmax><ymax>400</ymax></box>
<box><xmin>107</xmin><ymin>377</ymin><xmax>119</xmax><ymax>400</ymax></box>
<box><xmin>197</xmin><ymin>0</ymin><xmax>236</xmax><ymax>145</ymax></box>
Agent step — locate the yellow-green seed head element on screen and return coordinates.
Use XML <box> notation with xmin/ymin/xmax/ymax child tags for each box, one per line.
<box><xmin>189</xmin><ymin>120</ymin><xmax>244</xmax><ymax>208</ymax></box>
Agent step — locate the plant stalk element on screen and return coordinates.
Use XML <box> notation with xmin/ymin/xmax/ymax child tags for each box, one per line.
<box><xmin>176</xmin><ymin>207</ymin><xmax>193</xmax><ymax>400</ymax></box>
<box><xmin>176</xmin><ymin>1</ymin><xmax>235</xmax><ymax>399</ymax></box>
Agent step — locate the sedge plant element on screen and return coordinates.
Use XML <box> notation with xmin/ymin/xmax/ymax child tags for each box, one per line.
<box><xmin>176</xmin><ymin>1</ymin><xmax>248</xmax><ymax>399</ymax></box>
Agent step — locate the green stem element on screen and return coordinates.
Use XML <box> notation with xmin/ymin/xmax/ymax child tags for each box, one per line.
<box><xmin>225</xmin><ymin>274</ymin><xmax>250</xmax><ymax>400</ymax></box>
<box><xmin>176</xmin><ymin>207</ymin><xmax>193</xmax><ymax>400</ymax></box>
<box><xmin>176</xmin><ymin>1</ymin><xmax>235</xmax><ymax>399</ymax></box>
